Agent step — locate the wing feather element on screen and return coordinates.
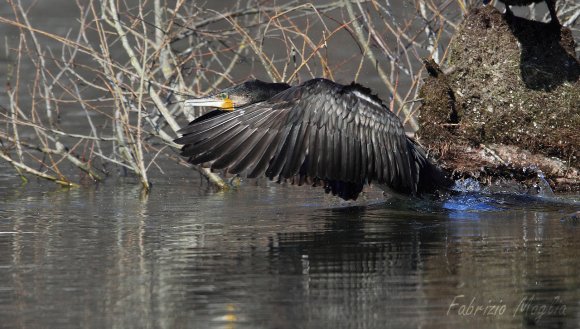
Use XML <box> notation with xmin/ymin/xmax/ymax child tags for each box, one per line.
<box><xmin>228</xmin><ymin>128</ymin><xmax>271</xmax><ymax>174</ymax></box>
<box><xmin>340</xmin><ymin>133</ymin><xmax>348</xmax><ymax>181</ymax></box>
<box><xmin>211</xmin><ymin>127</ymin><xmax>259</xmax><ymax>169</ymax></box>
<box><xmin>282</xmin><ymin>122</ymin><xmax>309</xmax><ymax>178</ymax></box>
<box><xmin>317</xmin><ymin>126</ymin><xmax>328</xmax><ymax>179</ymax></box>
<box><xmin>307</xmin><ymin>124</ymin><xmax>319</xmax><ymax>176</ymax></box>
<box><xmin>184</xmin><ymin>125</ymin><xmax>246</xmax><ymax>164</ymax></box>
<box><xmin>267</xmin><ymin>124</ymin><xmax>296</xmax><ymax>179</ymax></box>
<box><xmin>247</xmin><ymin>130</ymin><xmax>284</xmax><ymax>178</ymax></box>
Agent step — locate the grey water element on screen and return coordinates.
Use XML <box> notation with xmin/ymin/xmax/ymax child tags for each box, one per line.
<box><xmin>1</xmin><ymin>165</ymin><xmax>579</xmax><ymax>329</ymax></box>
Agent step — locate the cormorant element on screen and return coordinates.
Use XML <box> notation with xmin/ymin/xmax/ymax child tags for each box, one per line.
<box><xmin>484</xmin><ymin>0</ymin><xmax>560</xmax><ymax>26</ymax></box>
<box><xmin>175</xmin><ymin>79</ymin><xmax>449</xmax><ymax>200</ymax></box>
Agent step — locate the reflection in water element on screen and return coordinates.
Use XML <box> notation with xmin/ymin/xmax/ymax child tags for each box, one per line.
<box><xmin>1</xmin><ymin>175</ymin><xmax>579</xmax><ymax>329</ymax></box>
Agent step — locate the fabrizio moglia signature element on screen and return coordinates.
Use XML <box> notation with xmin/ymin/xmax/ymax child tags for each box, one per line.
<box><xmin>447</xmin><ymin>295</ymin><xmax>566</xmax><ymax>321</ymax></box>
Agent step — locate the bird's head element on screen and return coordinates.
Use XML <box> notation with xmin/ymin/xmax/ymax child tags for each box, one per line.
<box><xmin>482</xmin><ymin>0</ymin><xmax>492</xmax><ymax>4</ymax></box>
<box><xmin>185</xmin><ymin>80</ymin><xmax>291</xmax><ymax>111</ymax></box>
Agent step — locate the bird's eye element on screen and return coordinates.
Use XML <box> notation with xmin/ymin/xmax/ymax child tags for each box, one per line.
<box><xmin>219</xmin><ymin>93</ymin><xmax>228</xmax><ymax>99</ymax></box>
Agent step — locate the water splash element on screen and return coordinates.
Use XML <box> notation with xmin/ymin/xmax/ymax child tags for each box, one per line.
<box><xmin>533</xmin><ymin>169</ymin><xmax>556</xmax><ymax>198</ymax></box>
<box><xmin>452</xmin><ymin>178</ymin><xmax>482</xmax><ymax>193</ymax></box>
<box><xmin>442</xmin><ymin>193</ymin><xmax>501</xmax><ymax>212</ymax></box>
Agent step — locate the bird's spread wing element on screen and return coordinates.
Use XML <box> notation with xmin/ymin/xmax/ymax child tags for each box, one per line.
<box><xmin>175</xmin><ymin>78</ymin><xmax>420</xmax><ymax>195</ymax></box>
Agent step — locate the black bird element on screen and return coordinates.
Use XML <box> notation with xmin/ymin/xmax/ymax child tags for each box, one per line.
<box><xmin>484</xmin><ymin>0</ymin><xmax>560</xmax><ymax>26</ymax></box>
<box><xmin>175</xmin><ymin>79</ymin><xmax>448</xmax><ymax>200</ymax></box>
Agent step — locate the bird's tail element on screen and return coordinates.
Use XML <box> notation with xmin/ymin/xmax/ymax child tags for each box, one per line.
<box><xmin>409</xmin><ymin>140</ymin><xmax>452</xmax><ymax>194</ymax></box>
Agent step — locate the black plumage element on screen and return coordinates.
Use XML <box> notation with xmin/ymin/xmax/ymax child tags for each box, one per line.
<box><xmin>176</xmin><ymin>78</ymin><xmax>448</xmax><ymax>200</ymax></box>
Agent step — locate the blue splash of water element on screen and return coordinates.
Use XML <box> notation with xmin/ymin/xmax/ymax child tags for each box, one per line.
<box><xmin>442</xmin><ymin>193</ymin><xmax>501</xmax><ymax>212</ymax></box>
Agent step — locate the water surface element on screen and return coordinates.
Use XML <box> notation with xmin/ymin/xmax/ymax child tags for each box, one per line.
<box><xmin>1</xmin><ymin>168</ymin><xmax>579</xmax><ymax>329</ymax></box>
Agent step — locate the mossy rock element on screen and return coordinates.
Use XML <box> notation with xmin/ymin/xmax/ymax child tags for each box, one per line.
<box><xmin>418</xmin><ymin>6</ymin><xmax>579</xmax><ymax>191</ymax></box>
